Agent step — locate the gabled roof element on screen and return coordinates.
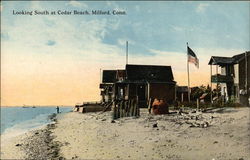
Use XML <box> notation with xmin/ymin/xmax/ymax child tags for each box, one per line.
<box><xmin>208</xmin><ymin>51</ymin><xmax>250</xmax><ymax>66</ymax></box>
<box><xmin>102</xmin><ymin>70</ymin><xmax>117</xmax><ymax>83</ymax></box>
<box><xmin>208</xmin><ymin>56</ymin><xmax>235</xmax><ymax>65</ymax></box>
<box><xmin>233</xmin><ymin>51</ymin><xmax>250</xmax><ymax>63</ymax></box>
<box><xmin>125</xmin><ymin>64</ymin><xmax>174</xmax><ymax>82</ymax></box>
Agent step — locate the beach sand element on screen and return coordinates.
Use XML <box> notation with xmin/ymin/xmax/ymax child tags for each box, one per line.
<box><xmin>0</xmin><ymin>133</ymin><xmax>27</xmax><ymax>159</ymax></box>
<box><xmin>1</xmin><ymin>107</ymin><xmax>249</xmax><ymax>160</ymax></box>
<box><xmin>53</xmin><ymin>107</ymin><xmax>250</xmax><ymax>160</ymax></box>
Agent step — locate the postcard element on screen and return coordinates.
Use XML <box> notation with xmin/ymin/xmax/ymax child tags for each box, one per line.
<box><xmin>1</xmin><ymin>1</ymin><xmax>249</xmax><ymax>159</ymax></box>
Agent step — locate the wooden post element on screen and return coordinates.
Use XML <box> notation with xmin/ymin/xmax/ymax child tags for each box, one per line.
<box><xmin>125</xmin><ymin>100</ymin><xmax>128</xmax><ymax>117</ymax></box>
<box><xmin>131</xmin><ymin>99</ymin><xmax>134</xmax><ymax>116</ymax></box>
<box><xmin>117</xmin><ymin>101</ymin><xmax>120</xmax><ymax>119</ymax></box>
<box><xmin>122</xmin><ymin>100</ymin><xmax>125</xmax><ymax>117</ymax></box>
<box><xmin>196</xmin><ymin>98</ymin><xmax>199</xmax><ymax>111</ymax></box>
<box><xmin>216</xmin><ymin>65</ymin><xmax>219</xmax><ymax>99</ymax></box>
<box><xmin>126</xmin><ymin>41</ymin><xmax>128</xmax><ymax>65</ymax></box>
<box><xmin>245</xmin><ymin>52</ymin><xmax>248</xmax><ymax>94</ymax></box>
<box><xmin>134</xmin><ymin>97</ymin><xmax>138</xmax><ymax>116</ymax></box>
<box><xmin>120</xmin><ymin>101</ymin><xmax>122</xmax><ymax>118</ymax></box>
<box><xmin>210</xmin><ymin>65</ymin><xmax>213</xmax><ymax>104</ymax></box>
<box><xmin>136</xmin><ymin>96</ymin><xmax>139</xmax><ymax>116</ymax></box>
<box><xmin>148</xmin><ymin>98</ymin><xmax>152</xmax><ymax>114</ymax></box>
<box><xmin>137</xmin><ymin>99</ymin><xmax>140</xmax><ymax>117</ymax></box>
<box><xmin>112</xmin><ymin>101</ymin><xmax>117</xmax><ymax>120</ymax></box>
<box><xmin>133</xmin><ymin>98</ymin><xmax>137</xmax><ymax>116</ymax></box>
<box><xmin>187</xmin><ymin>43</ymin><xmax>191</xmax><ymax>102</ymax></box>
<box><xmin>129</xmin><ymin>99</ymin><xmax>132</xmax><ymax>116</ymax></box>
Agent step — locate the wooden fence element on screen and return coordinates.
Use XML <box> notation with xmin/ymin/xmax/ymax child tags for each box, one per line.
<box><xmin>112</xmin><ymin>98</ymin><xmax>140</xmax><ymax>119</ymax></box>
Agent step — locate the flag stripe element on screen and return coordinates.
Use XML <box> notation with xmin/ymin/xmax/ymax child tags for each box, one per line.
<box><xmin>187</xmin><ymin>46</ymin><xmax>197</xmax><ymax>58</ymax></box>
<box><xmin>187</xmin><ymin>46</ymin><xmax>199</xmax><ymax>68</ymax></box>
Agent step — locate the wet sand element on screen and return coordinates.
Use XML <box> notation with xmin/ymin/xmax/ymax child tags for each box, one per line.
<box><xmin>1</xmin><ymin>107</ymin><xmax>250</xmax><ymax>160</ymax></box>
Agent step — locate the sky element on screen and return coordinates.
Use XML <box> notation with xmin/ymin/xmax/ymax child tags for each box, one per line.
<box><xmin>1</xmin><ymin>1</ymin><xmax>249</xmax><ymax>106</ymax></box>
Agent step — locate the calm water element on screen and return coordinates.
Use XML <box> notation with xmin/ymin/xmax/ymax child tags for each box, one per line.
<box><xmin>0</xmin><ymin>107</ymin><xmax>72</xmax><ymax>137</ymax></box>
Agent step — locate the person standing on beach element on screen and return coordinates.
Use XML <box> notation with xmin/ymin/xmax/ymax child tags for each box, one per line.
<box><xmin>56</xmin><ymin>106</ymin><xmax>59</xmax><ymax>114</ymax></box>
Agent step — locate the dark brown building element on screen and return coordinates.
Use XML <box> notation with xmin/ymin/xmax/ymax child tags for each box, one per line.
<box><xmin>100</xmin><ymin>64</ymin><xmax>176</xmax><ymax>108</ymax></box>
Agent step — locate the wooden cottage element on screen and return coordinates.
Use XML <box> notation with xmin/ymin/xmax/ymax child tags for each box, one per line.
<box><xmin>100</xmin><ymin>64</ymin><xmax>176</xmax><ymax>111</ymax></box>
<box><xmin>100</xmin><ymin>64</ymin><xmax>176</xmax><ymax>118</ymax></box>
<box><xmin>114</xmin><ymin>64</ymin><xmax>176</xmax><ymax>108</ymax></box>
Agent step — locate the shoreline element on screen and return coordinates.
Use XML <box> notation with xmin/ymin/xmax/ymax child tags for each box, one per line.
<box><xmin>1</xmin><ymin>113</ymin><xmax>64</xmax><ymax>160</ymax></box>
<box><xmin>1</xmin><ymin>107</ymin><xmax>250</xmax><ymax>159</ymax></box>
<box><xmin>19</xmin><ymin>113</ymin><xmax>64</xmax><ymax>159</ymax></box>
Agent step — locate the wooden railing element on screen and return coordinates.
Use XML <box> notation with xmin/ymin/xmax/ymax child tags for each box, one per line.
<box><xmin>211</xmin><ymin>74</ymin><xmax>233</xmax><ymax>83</ymax></box>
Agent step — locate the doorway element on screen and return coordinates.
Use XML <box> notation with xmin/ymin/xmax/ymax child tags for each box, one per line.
<box><xmin>137</xmin><ymin>84</ymin><xmax>147</xmax><ymax>107</ymax></box>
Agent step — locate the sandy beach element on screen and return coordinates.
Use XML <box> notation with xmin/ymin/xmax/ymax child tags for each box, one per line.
<box><xmin>1</xmin><ymin>107</ymin><xmax>250</xmax><ymax>160</ymax></box>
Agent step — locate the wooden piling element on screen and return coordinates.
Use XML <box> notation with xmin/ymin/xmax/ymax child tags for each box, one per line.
<box><xmin>197</xmin><ymin>98</ymin><xmax>199</xmax><ymax>111</ymax></box>
<box><xmin>112</xmin><ymin>101</ymin><xmax>117</xmax><ymax>120</ymax></box>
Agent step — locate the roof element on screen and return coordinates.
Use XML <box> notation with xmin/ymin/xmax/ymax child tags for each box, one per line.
<box><xmin>208</xmin><ymin>51</ymin><xmax>250</xmax><ymax>66</ymax></box>
<box><xmin>233</xmin><ymin>51</ymin><xmax>250</xmax><ymax>63</ymax></box>
<box><xmin>208</xmin><ymin>56</ymin><xmax>235</xmax><ymax>65</ymax></box>
<box><xmin>177</xmin><ymin>86</ymin><xmax>188</xmax><ymax>92</ymax></box>
<box><xmin>102</xmin><ymin>70</ymin><xmax>117</xmax><ymax>83</ymax></box>
<box><xmin>125</xmin><ymin>64</ymin><xmax>174</xmax><ymax>82</ymax></box>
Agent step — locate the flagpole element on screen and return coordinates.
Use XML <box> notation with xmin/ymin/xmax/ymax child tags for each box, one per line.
<box><xmin>126</xmin><ymin>41</ymin><xmax>128</xmax><ymax>65</ymax></box>
<box><xmin>187</xmin><ymin>42</ymin><xmax>191</xmax><ymax>102</ymax></box>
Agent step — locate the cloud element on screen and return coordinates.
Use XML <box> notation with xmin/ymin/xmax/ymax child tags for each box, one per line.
<box><xmin>2</xmin><ymin>1</ymin><xmax>249</xmax><ymax>106</ymax></box>
<box><xmin>68</xmin><ymin>0</ymin><xmax>88</xmax><ymax>8</ymax></box>
<box><xmin>196</xmin><ymin>3</ymin><xmax>210</xmax><ymax>13</ymax></box>
<box><xmin>46</xmin><ymin>40</ymin><xmax>56</xmax><ymax>46</ymax></box>
<box><xmin>171</xmin><ymin>25</ymin><xmax>184</xmax><ymax>32</ymax></box>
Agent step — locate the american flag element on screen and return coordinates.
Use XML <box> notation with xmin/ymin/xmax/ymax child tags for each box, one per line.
<box><xmin>187</xmin><ymin>46</ymin><xmax>199</xmax><ymax>68</ymax></box>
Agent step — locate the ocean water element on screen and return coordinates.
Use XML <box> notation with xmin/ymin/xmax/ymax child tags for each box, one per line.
<box><xmin>0</xmin><ymin>107</ymin><xmax>72</xmax><ymax>139</ymax></box>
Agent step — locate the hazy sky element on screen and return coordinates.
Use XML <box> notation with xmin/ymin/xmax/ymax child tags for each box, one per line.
<box><xmin>1</xmin><ymin>1</ymin><xmax>249</xmax><ymax>106</ymax></box>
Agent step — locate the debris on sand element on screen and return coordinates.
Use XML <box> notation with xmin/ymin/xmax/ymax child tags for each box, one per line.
<box><xmin>152</xmin><ymin>123</ymin><xmax>158</xmax><ymax>128</ymax></box>
<box><xmin>20</xmin><ymin>114</ymin><xmax>65</xmax><ymax>160</ymax></box>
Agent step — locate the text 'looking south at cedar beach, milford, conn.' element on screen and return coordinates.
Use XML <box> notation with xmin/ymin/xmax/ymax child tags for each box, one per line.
<box><xmin>12</xmin><ymin>10</ymin><xmax>127</xmax><ymax>16</ymax></box>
